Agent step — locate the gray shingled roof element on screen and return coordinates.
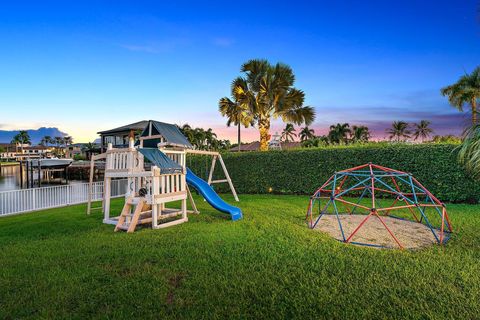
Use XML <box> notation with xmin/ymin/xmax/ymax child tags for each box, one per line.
<box><xmin>97</xmin><ymin>120</ymin><xmax>149</xmax><ymax>135</ymax></box>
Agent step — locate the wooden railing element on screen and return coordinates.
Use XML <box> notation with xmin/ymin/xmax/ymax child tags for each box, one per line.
<box><xmin>106</xmin><ymin>149</ymin><xmax>143</xmax><ymax>172</ymax></box>
<box><xmin>161</xmin><ymin>149</ymin><xmax>186</xmax><ymax>169</ymax></box>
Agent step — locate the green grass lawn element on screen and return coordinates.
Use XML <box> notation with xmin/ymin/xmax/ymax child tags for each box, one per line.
<box><xmin>0</xmin><ymin>161</ymin><xmax>19</xmax><ymax>166</ymax></box>
<box><xmin>0</xmin><ymin>194</ymin><xmax>479</xmax><ymax>319</ymax></box>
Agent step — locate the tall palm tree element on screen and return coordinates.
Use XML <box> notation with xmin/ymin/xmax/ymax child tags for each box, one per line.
<box><xmin>281</xmin><ymin>124</ymin><xmax>297</xmax><ymax>142</ymax></box>
<box><xmin>219</xmin><ymin>78</ymin><xmax>255</xmax><ymax>151</ymax></box>
<box><xmin>458</xmin><ymin>124</ymin><xmax>480</xmax><ymax>177</ymax></box>
<box><xmin>299</xmin><ymin>126</ymin><xmax>315</xmax><ymax>141</ymax></box>
<box><xmin>351</xmin><ymin>125</ymin><xmax>370</xmax><ymax>143</ymax></box>
<box><xmin>441</xmin><ymin>66</ymin><xmax>480</xmax><ymax>125</ymax></box>
<box><xmin>11</xmin><ymin>130</ymin><xmax>31</xmax><ymax>154</ymax></box>
<box><xmin>413</xmin><ymin>120</ymin><xmax>434</xmax><ymax>142</ymax></box>
<box><xmin>328</xmin><ymin>123</ymin><xmax>351</xmax><ymax>144</ymax></box>
<box><xmin>222</xmin><ymin>59</ymin><xmax>315</xmax><ymax>151</ymax></box>
<box><xmin>386</xmin><ymin>121</ymin><xmax>411</xmax><ymax>142</ymax></box>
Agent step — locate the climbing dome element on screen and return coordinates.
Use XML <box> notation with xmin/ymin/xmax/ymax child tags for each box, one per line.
<box><xmin>306</xmin><ymin>163</ymin><xmax>452</xmax><ymax>249</ymax></box>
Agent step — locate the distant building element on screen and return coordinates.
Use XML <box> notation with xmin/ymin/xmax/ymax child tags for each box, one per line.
<box><xmin>23</xmin><ymin>145</ymin><xmax>53</xmax><ymax>155</ymax></box>
<box><xmin>64</xmin><ymin>143</ymin><xmax>101</xmax><ymax>159</ymax></box>
<box><xmin>0</xmin><ymin>143</ymin><xmax>17</xmax><ymax>159</ymax></box>
<box><xmin>64</xmin><ymin>143</ymin><xmax>84</xmax><ymax>159</ymax></box>
<box><xmin>0</xmin><ymin>143</ymin><xmax>53</xmax><ymax>160</ymax></box>
<box><xmin>97</xmin><ymin>120</ymin><xmax>149</xmax><ymax>152</ymax></box>
<box><xmin>268</xmin><ymin>132</ymin><xmax>282</xmax><ymax>150</ymax></box>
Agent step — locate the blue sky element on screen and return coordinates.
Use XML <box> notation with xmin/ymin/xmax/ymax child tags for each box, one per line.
<box><xmin>1</xmin><ymin>0</ymin><xmax>479</xmax><ymax>142</ymax></box>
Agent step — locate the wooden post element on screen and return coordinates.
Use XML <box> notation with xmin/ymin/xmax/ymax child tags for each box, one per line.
<box><xmin>30</xmin><ymin>161</ymin><xmax>34</xmax><ymax>188</ymax></box>
<box><xmin>182</xmin><ymin>197</ymin><xmax>187</xmax><ymax>221</ymax></box>
<box><xmin>152</xmin><ymin>167</ymin><xmax>159</xmax><ymax>228</ymax></box>
<box><xmin>38</xmin><ymin>162</ymin><xmax>41</xmax><ymax>187</ymax></box>
<box><xmin>103</xmin><ymin>143</ymin><xmax>113</xmax><ymax>222</ymax></box>
<box><xmin>104</xmin><ymin>177</ymin><xmax>111</xmax><ymax>222</ymax></box>
<box><xmin>87</xmin><ymin>155</ymin><xmax>95</xmax><ymax>215</ymax></box>
<box><xmin>26</xmin><ymin>160</ymin><xmax>30</xmax><ymax>188</ymax></box>
<box><xmin>218</xmin><ymin>154</ymin><xmax>239</xmax><ymax>202</ymax></box>
<box><xmin>207</xmin><ymin>155</ymin><xmax>217</xmax><ymax>185</ymax></box>
<box><xmin>187</xmin><ymin>186</ymin><xmax>199</xmax><ymax>214</ymax></box>
<box><xmin>19</xmin><ymin>160</ymin><xmax>23</xmax><ymax>188</ymax></box>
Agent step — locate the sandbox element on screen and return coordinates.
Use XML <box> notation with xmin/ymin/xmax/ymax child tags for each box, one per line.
<box><xmin>314</xmin><ymin>214</ymin><xmax>442</xmax><ymax>249</ymax></box>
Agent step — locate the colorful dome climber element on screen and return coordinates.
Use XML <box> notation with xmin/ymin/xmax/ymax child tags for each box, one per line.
<box><xmin>306</xmin><ymin>163</ymin><xmax>452</xmax><ymax>249</ymax></box>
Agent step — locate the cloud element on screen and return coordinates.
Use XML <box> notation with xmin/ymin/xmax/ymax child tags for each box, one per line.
<box><xmin>211</xmin><ymin>37</ymin><xmax>235</xmax><ymax>47</ymax></box>
<box><xmin>119</xmin><ymin>38</ymin><xmax>190</xmax><ymax>54</ymax></box>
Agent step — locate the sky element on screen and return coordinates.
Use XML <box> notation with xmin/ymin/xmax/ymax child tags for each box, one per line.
<box><xmin>0</xmin><ymin>0</ymin><xmax>479</xmax><ymax>143</ymax></box>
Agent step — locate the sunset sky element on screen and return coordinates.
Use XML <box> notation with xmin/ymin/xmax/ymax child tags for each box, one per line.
<box><xmin>1</xmin><ymin>1</ymin><xmax>479</xmax><ymax>143</ymax></box>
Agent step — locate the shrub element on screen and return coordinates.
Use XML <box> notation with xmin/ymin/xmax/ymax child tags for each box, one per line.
<box><xmin>189</xmin><ymin>143</ymin><xmax>479</xmax><ymax>203</ymax></box>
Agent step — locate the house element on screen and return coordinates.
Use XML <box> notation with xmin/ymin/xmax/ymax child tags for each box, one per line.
<box><xmin>230</xmin><ymin>141</ymin><xmax>302</xmax><ymax>152</ymax></box>
<box><xmin>64</xmin><ymin>143</ymin><xmax>101</xmax><ymax>159</ymax></box>
<box><xmin>0</xmin><ymin>143</ymin><xmax>17</xmax><ymax>159</ymax></box>
<box><xmin>0</xmin><ymin>143</ymin><xmax>54</xmax><ymax>160</ymax></box>
<box><xmin>23</xmin><ymin>145</ymin><xmax>53</xmax><ymax>156</ymax></box>
<box><xmin>97</xmin><ymin>120</ymin><xmax>149</xmax><ymax>152</ymax></box>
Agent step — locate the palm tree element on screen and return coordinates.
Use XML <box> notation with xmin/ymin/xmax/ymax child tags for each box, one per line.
<box><xmin>351</xmin><ymin>125</ymin><xmax>370</xmax><ymax>143</ymax></box>
<box><xmin>219</xmin><ymin>78</ymin><xmax>255</xmax><ymax>152</ymax></box>
<box><xmin>179</xmin><ymin>124</ymin><xmax>195</xmax><ymax>145</ymax></box>
<box><xmin>11</xmin><ymin>130</ymin><xmax>31</xmax><ymax>154</ymax></box>
<box><xmin>83</xmin><ymin>142</ymin><xmax>97</xmax><ymax>160</ymax></box>
<box><xmin>413</xmin><ymin>120</ymin><xmax>434</xmax><ymax>142</ymax></box>
<box><xmin>299</xmin><ymin>126</ymin><xmax>315</xmax><ymax>141</ymax></box>
<box><xmin>63</xmin><ymin>136</ymin><xmax>73</xmax><ymax>146</ymax></box>
<box><xmin>54</xmin><ymin>136</ymin><xmax>65</xmax><ymax>156</ymax></box>
<box><xmin>328</xmin><ymin>123</ymin><xmax>351</xmax><ymax>144</ymax></box>
<box><xmin>441</xmin><ymin>66</ymin><xmax>480</xmax><ymax>125</ymax></box>
<box><xmin>222</xmin><ymin>59</ymin><xmax>315</xmax><ymax>151</ymax></box>
<box><xmin>204</xmin><ymin>128</ymin><xmax>217</xmax><ymax>149</ymax></box>
<box><xmin>458</xmin><ymin>124</ymin><xmax>480</xmax><ymax>177</ymax></box>
<box><xmin>281</xmin><ymin>124</ymin><xmax>297</xmax><ymax>142</ymax></box>
<box><xmin>386</xmin><ymin>121</ymin><xmax>411</xmax><ymax>142</ymax></box>
<box><xmin>40</xmin><ymin>135</ymin><xmax>52</xmax><ymax>147</ymax></box>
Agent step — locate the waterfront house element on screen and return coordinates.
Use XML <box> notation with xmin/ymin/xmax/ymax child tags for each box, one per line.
<box><xmin>97</xmin><ymin>120</ymin><xmax>149</xmax><ymax>152</ymax></box>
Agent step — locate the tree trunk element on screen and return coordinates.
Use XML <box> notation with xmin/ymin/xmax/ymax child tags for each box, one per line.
<box><xmin>472</xmin><ymin>98</ymin><xmax>477</xmax><ymax>125</ymax></box>
<box><xmin>258</xmin><ymin>118</ymin><xmax>270</xmax><ymax>151</ymax></box>
<box><xmin>237</xmin><ymin>123</ymin><xmax>241</xmax><ymax>152</ymax></box>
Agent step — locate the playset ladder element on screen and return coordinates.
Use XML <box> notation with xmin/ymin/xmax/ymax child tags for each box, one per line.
<box><xmin>114</xmin><ymin>197</ymin><xmax>149</xmax><ymax>233</ymax></box>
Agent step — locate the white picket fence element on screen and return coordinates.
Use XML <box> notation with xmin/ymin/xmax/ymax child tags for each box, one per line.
<box><xmin>0</xmin><ymin>180</ymin><xmax>127</xmax><ymax>216</ymax></box>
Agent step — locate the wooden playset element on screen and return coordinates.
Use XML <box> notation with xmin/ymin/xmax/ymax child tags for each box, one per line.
<box><xmin>86</xmin><ymin>120</ymin><xmax>241</xmax><ymax>232</ymax></box>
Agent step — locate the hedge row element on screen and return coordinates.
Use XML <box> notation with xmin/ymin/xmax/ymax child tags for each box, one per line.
<box><xmin>189</xmin><ymin>144</ymin><xmax>480</xmax><ymax>203</ymax></box>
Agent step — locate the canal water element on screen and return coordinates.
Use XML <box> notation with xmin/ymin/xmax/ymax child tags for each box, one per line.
<box><xmin>0</xmin><ymin>165</ymin><xmax>22</xmax><ymax>191</ymax></box>
<box><xmin>0</xmin><ymin>164</ymin><xmax>86</xmax><ymax>192</ymax></box>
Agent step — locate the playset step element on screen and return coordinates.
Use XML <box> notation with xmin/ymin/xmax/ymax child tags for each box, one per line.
<box><xmin>114</xmin><ymin>197</ymin><xmax>150</xmax><ymax>233</ymax></box>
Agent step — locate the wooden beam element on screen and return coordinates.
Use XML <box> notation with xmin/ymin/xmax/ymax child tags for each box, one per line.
<box><xmin>211</xmin><ymin>179</ymin><xmax>228</xmax><ymax>184</ymax></box>
<box><xmin>186</xmin><ymin>149</ymin><xmax>219</xmax><ymax>156</ymax></box>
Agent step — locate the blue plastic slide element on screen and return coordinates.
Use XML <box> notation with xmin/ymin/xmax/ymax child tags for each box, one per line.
<box><xmin>186</xmin><ymin>168</ymin><xmax>242</xmax><ymax>221</ymax></box>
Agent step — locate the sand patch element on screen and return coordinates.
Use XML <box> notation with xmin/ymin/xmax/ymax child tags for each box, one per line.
<box><xmin>314</xmin><ymin>214</ymin><xmax>444</xmax><ymax>249</ymax></box>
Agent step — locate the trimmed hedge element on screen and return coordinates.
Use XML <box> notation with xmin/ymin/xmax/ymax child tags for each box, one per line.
<box><xmin>189</xmin><ymin>143</ymin><xmax>480</xmax><ymax>203</ymax></box>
